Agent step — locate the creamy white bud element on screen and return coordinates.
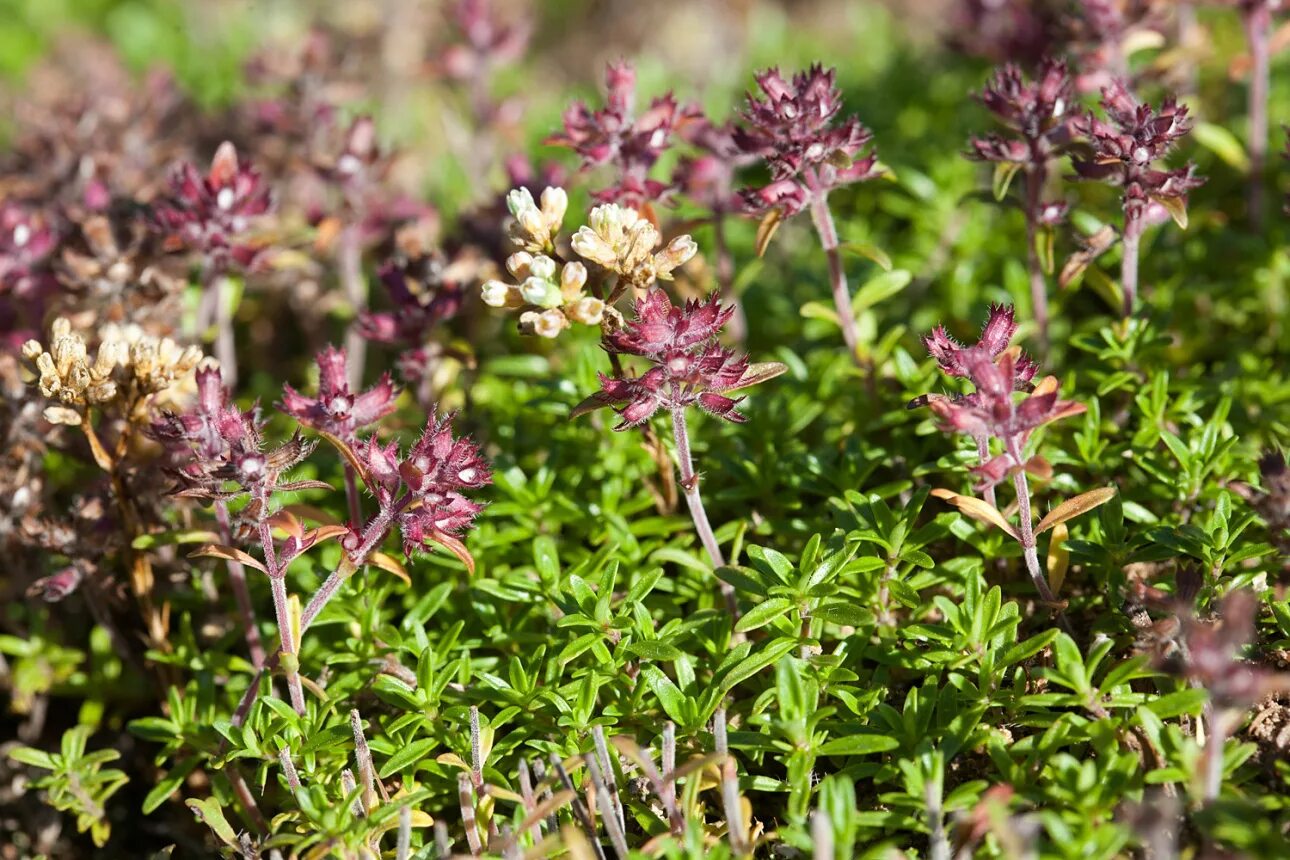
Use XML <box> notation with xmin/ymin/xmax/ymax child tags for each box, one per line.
<box><xmin>528</xmin><ymin>255</ymin><xmax>557</xmax><ymax>281</ymax></box>
<box><xmin>505</xmin><ymin>252</ymin><xmax>534</xmax><ymax>279</ymax></box>
<box><xmin>481</xmin><ymin>280</ymin><xmax>514</xmax><ymax>308</ymax></box>
<box><xmin>566</xmin><ymin>296</ymin><xmax>605</xmax><ymax>326</ymax></box>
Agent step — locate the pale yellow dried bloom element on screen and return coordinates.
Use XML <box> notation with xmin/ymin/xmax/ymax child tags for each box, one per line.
<box><xmin>505</xmin><ymin>186</ymin><xmax>567</xmax><ymax>253</ymax></box>
<box><xmin>571</xmin><ymin>204</ymin><xmax>696</xmax><ymax>289</ymax></box>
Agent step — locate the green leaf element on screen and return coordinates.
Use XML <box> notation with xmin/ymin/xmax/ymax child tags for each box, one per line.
<box><xmin>187</xmin><ymin>797</ymin><xmax>239</xmax><ymax>848</ymax></box>
<box><xmin>625</xmin><ymin>640</ymin><xmax>683</xmax><ymax>661</ymax></box>
<box><xmin>735</xmin><ymin>597</ymin><xmax>795</xmax><ymax>633</ymax></box>
<box><xmin>1145</xmin><ymin>688</ymin><xmax>1208</xmax><ymax>719</ymax></box>
<box><xmin>992</xmin><ymin>161</ymin><xmax>1023</xmax><ymax>201</ymax></box>
<box><xmin>142</xmin><ymin>757</ymin><xmax>199</xmax><ymax>814</ymax></box>
<box><xmin>812</xmin><ymin>603</ymin><xmax>873</xmax><ymax>628</ymax></box>
<box><xmin>8</xmin><ymin>746</ymin><xmax>55</xmax><ymax>769</ymax></box>
<box><xmin>842</xmin><ymin>241</ymin><xmax>893</xmax><ymax>271</ymax></box>
<box><xmin>852</xmin><ymin>270</ymin><xmax>912</xmax><ymax>315</ymax></box>
<box><xmin>378</xmin><ymin>738</ymin><xmax>438</xmax><ymax>779</ymax></box>
<box><xmin>1192</xmin><ymin>121</ymin><xmax>1250</xmax><ymax>172</ymax></box>
<box><xmin>819</xmin><ymin>734</ymin><xmax>901</xmax><ymax>756</ymax></box>
<box><xmin>640</xmin><ymin>665</ymin><xmax>688</xmax><ymax>724</ymax></box>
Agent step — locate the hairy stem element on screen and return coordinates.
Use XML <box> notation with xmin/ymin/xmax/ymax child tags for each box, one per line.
<box><xmin>213</xmin><ymin>273</ymin><xmax>238</xmax><ymax>388</ymax></box>
<box><xmin>974</xmin><ymin>434</ymin><xmax>997</xmax><ymax>510</ymax></box>
<box><xmin>215</xmin><ymin>500</ymin><xmax>264</xmax><ymax>667</ymax></box>
<box><xmin>1244</xmin><ymin>4</ymin><xmax>1270</xmax><ymax>228</ymax></box>
<box><xmin>268</xmin><ymin>574</ymin><xmax>305</xmax><ymax>714</ymax></box>
<box><xmin>808</xmin><ymin>192</ymin><xmax>862</xmax><ymax>365</ymax></box>
<box><xmin>1203</xmin><ymin>702</ymin><xmax>1226</xmax><ymax>803</ymax></box>
<box><xmin>1121</xmin><ymin>217</ymin><xmax>1141</xmax><ymax>318</ymax></box>
<box><xmin>1010</xmin><ymin>466</ymin><xmax>1057</xmax><ymax>605</ymax></box>
<box><xmin>339</xmin><ymin>222</ymin><xmax>368</xmax><ymax>389</ymax></box>
<box><xmin>343</xmin><ymin>463</ymin><xmax>363</xmax><ymax>528</ymax></box>
<box><xmin>671</xmin><ymin>409</ymin><xmax>739</xmax><ymax>620</ymax></box>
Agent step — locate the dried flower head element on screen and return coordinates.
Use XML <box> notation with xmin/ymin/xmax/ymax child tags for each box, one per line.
<box><xmin>21</xmin><ymin>318</ymin><xmax>126</xmax><ymax>425</ymax></box>
<box><xmin>576</xmin><ymin>290</ymin><xmax>784</xmax><ymax>429</ymax></box>
<box><xmin>98</xmin><ymin>322</ymin><xmax>204</xmax><ymax>398</ymax></box>
<box><xmin>153</xmin><ymin>141</ymin><xmax>273</xmax><ymax>271</ymax></box>
<box><xmin>570</xmin><ymin>203</ymin><xmax>696</xmax><ymax>291</ymax></box>
<box><xmin>505</xmin><ymin>186</ymin><xmax>567</xmax><ymax>254</ymax></box>
<box><xmin>280</xmin><ymin>346</ymin><xmax>398</xmax><ymax>441</ymax></box>
<box><xmin>480</xmin><ymin>252</ymin><xmax>601</xmax><ymax>337</ymax></box>
<box><xmin>737</xmin><ymin>64</ymin><xmax>880</xmax><ymax>216</ymax></box>
<box><xmin>1071</xmin><ymin>81</ymin><xmax>1205</xmax><ymax>226</ymax></box>
<box><xmin>548</xmin><ymin>61</ymin><xmax>678</xmax><ymax>206</ymax></box>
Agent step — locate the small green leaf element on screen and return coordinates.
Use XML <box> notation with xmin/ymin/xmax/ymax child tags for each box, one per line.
<box><xmin>992</xmin><ymin>161</ymin><xmax>1023</xmax><ymax>201</ymax></box>
<box><xmin>819</xmin><ymin>734</ymin><xmax>901</xmax><ymax>756</ymax></box>
<box><xmin>842</xmin><ymin>241</ymin><xmax>893</xmax><ymax>271</ymax></box>
<box><xmin>640</xmin><ymin>665</ymin><xmax>688</xmax><ymax>723</ymax></box>
<box><xmin>625</xmin><ymin>640</ymin><xmax>683</xmax><ymax>661</ymax></box>
<box><xmin>1192</xmin><ymin>121</ymin><xmax>1250</xmax><ymax>172</ymax></box>
<box><xmin>378</xmin><ymin>738</ymin><xmax>438</xmax><ymax>779</ymax></box>
<box><xmin>735</xmin><ymin>597</ymin><xmax>794</xmax><ymax>633</ymax></box>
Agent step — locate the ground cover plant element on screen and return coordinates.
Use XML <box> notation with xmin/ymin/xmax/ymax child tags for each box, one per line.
<box><xmin>1</xmin><ymin>0</ymin><xmax>1289</xmax><ymax>857</ymax></box>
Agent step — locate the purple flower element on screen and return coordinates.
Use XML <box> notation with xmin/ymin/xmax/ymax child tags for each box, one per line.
<box><xmin>582</xmin><ymin>290</ymin><xmax>782</xmax><ymax>429</ymax></box>
<box><xmin>1071</xmin><ymin>81</ymin><xmax>1205</xmax><ymax>224</ymax></box>
<box><xmin>970</xmin><ymin>58</ymin><xmax>1075</xmax><ymax>165</ymax></box>
<box><xmin>548</xmin><ymin>61</ymin><xmax>679</xmax><ymax>207</ymax></box>
<box><xmin>358</xmin><ymin>253</ymin><xmax>465</xmax><ymax>348</ymax></box>
<box><xmin>153</xmin><ymin>141</ymin><xmax>274</xmax><ymax>272</ymax></box>
<box><xmin>0</xmin><ymin>203</ymin><xmax>58</xmax><ymax>298</ymax></box>
<box><xmin>916</xmin><ymin>305</ymin><xmax>1081</xmax><ymax>491</ymax></box>
<box><xmin>350</xmin><ymin>414</ymin><xmax>491</xmax><ymax>560</ymax></box>
<box><xmin>736</xmin><ymin>65</ymin><xmax>879</xmax><ymax>216</ymax></box>
<box><xmin>152</xmin><ymin>365</ymin><xmax>319</xmax><ymax>501</ymax></box>
<box><xmin>279</xmin><ymin>346</ymin><xmax>397</xmax><ymax>442</ymax></box>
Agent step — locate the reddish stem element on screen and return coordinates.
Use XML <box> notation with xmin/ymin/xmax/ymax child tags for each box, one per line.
<box><xmin>215</xmin><ymin>500</ymin><xmax>264</xmax><ymax>667</ymax></box>
<box><xmin>1244</xmin><ymin>4</ymin><xmax>1271</xmax><ymax>228</ymax></box>
<box><xmin>807</xmin><ymin>191</ymin><xmax>862</xmax><ymax>365</ymax></box>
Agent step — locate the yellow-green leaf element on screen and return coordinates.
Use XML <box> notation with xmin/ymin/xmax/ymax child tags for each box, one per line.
<box><xmin>1037</xmin><ymin>487</ymin><xmax>1118</xmax><ymax>534</ymax></box>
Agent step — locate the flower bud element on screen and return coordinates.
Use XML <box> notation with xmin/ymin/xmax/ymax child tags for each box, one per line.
<box><xmin>481</xmin><ymin>280</ymin><xmax>517</xmax><ymax>308</ymax></box>
<box><xmin>560</xmin><ymin>261</ymin><xmax>588</xmax><ymax>299</ymax></box>
<box><xmin>528</xmin><ymin>255</ymin><xmax>557</xmax><ymax>281</ymax></box>
<box><xmin>566</xmin><ymin>296</ymin><xmax>605</xmax><ymax>325</ymax></box>
<box><xmin>520</xmin><ymin>276</ymin><xmax>560</xmax><ymax>308</ymax></box>
<box><xmin>505</xmin><ymin>251</ymin><xmax>533</xmax><ymax>278</ymax></box>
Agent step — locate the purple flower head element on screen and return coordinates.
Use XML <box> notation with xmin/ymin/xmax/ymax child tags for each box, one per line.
<box><xmin>1071</xmin><ymin>81</ymin><xmax>1205</xmax><ymax>223</ymax></box>
<box><xmin>736</xmin><ymin>64</ymin><xmax>880</xmax><ymax>216</ymax></box>
<box><xmin>915</xmin><ymin>305</ymin><xmax>1081</xmax><ymax>491</ymax></box>
<box><xmin>438</xmin><ymin>0</ymin><xmax>531</xmax><ymax>83</ymax></box>
<box><xmin>1160</xmin><ymin>591</ymin><xmax>1290</xmax><ymax>711</ymax></box>
<box><xmin>970</xmin><ymin>58</ymin><xmax>1075</xmax><ymax>163</ymax></box>
<box><xmin>153</xmin><ymin>141</ymin><xmax>274</xmax><ymax>272</ymax></box>
<box><xmin>548</xmin><ymin>61</ymin><xmax>679</xmax><ymax>207</ymax></box>
<box><xmin>152</xmin><ymin>364</ymin><xmax>318</xmax><ymax>501</ymax></box>
<box><xmin>583</xmin><ymin>290</ymin><xmax>783</xmax><ymax>429</ymax></box>
<box><xmin>395</xmin><ymin>415</ymin><xmax>490</xmax><ymax>556</ymax></box>
<box><xmin>671</xmin><ymin>107</ymin><xmax>753</xmax><ymax>215</ymax></box>
<box><xmin>358</xmin><ymin>251</ymin><xmax>466</xmax><ymax>348</ymax></box>
<box><xmin>0</xmin><ymin>203</ymin><xmax>59</xmax><ymax>298</ymax></box>
<box><xmin>279</xmin><ymin>346</ymin><xmax>398</xmax><ymax>442</ymax></box>
<box><xmin>314</xmin><ymin>116</ymin><xmax>385</xmax><ymax>205</ymax></box>
<box><xmin>922</xmin><ymin>303</ymin><xmax>1038</xmax><ymax>389</ymax></box>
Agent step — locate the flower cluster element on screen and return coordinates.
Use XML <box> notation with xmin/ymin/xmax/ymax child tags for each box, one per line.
<box><xmin>20</xmin><ymin>318</ymin><xmax>203</xmax><ymax>425</ymax></box>
<box><xmin>1</xmin><ymin>203</ymin><xmax>58</xmax><ymax>298</ymax></box>
<box><xmin>672</xmin><ymin>110</ymin><xmax>749</xmax><ymax>216</ymax></box>
<box><xmin>21</xmin><ymin>318</ymin><xmax>124</xmax><ymax>425</ymax></box>
<box><xmin>917</xmin><ymin>305</ymin><xmax>1081</xmax><ymax>490</ymax></box>
<box><xmin>1071</xmin><ymin>81</ymin><xmax>1205</xmax><ymax>225</ymax></box>
<box><xmin>969</xmin><ymin>58</ymin><xmax>1075</xmax><ymax>224</ymax></box>
<box><xmin>359</xmin><ymin>248</ymin><xmax>468</xmax><ymax>349</ymax></box>
<box><xmin>505</xmin><ymin>186</ymin><xmax>567</xmax><ymax>254</ymax></box>
<box><xmin>579</xmin><ymin>290</ymin><xmax>782</xmax><ymax>429</ymax></box>
<box><xmin>351</xmin><ymin>414</ymin><xmax>491</xmax><ymax>560</ymax></box>
<box><xmin>153</xmin><ymin>365</ymin><xmax>319</xmax><ymax>502</ymax></box>
<box><xmin>279</xmin><ymin>346</ymin><xmax>397</xmax><ymax>442</ymax></box>
<box><xmin>152</xmin><ymin>141</ymin><xmax>273</xmax><ymax>272</ymax></box>
<box><xmin>570</xmin><ymin>203</ymin><xmax>696</xmax><ymax>292</ymax></box>
<box><xmin>1157</xmin><ymin>590</ymin><xmax>1290</xmax><ymax>712</ymax></box>
<box><xmin>548</xmin><ymin>61</ymin><xmax>679</xmax><ymax>206</ymax></box>
<box><xmin>736</xmin><ymin>65</ymin><xmax>880</xmax><ymax>216</ymax></box>
<box><xmin>481</xmin><ymin>252</ymin><xmax>601</xmax><ymax>338</ymax></box>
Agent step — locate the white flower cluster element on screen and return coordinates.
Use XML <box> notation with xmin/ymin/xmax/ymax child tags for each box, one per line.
<box><xmin>571</xmin><ymin>203</ymin><xmax>696</xmax><ymax>288</ymax></box>
<box><xmin>506</xmin><ymin>187</ymin><xmax>567</xmax><ymax>253</ymax></box>
<box><xmin>481</xmin><ymin>252</ymin><xmax>604</xmax><ymax>338</ymax></box>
